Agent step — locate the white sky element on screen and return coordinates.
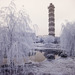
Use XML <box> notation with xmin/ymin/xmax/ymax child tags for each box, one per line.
<box><xmin>0</xmin><ymin>0</ymin><xmax>75</xmax><ymax>36</ymax></box>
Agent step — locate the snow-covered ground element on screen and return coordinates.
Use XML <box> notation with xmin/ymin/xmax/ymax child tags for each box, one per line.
<box><xmin>30</xmin><ymin>57</ymin><xmax>75</xmax><ymax>75</ymax></box>
<box><xmin>0</xmin><ymin>57</ymin><xmax>75</xmax><ymax>75</ymax></box>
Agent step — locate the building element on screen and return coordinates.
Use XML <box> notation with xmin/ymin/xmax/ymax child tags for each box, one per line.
<box><xmin>48</xmin><ymin>3</ymin><xmax>55</xmax><ymax>36</ymax></box>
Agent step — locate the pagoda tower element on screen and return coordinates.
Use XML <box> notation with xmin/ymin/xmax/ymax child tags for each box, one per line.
<box><xmin>48</xmin><ymin>3</ymin><xmax>55</xmax><ymax>36</ymax></box>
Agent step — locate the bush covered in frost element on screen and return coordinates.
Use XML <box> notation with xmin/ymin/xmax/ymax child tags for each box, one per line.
<box><xmin>60</xmin><ymin>22</ymin><xmax>75</xmax><ymax>57</ymax></box>
<box><xmin>36</xmin><ymin>35</ymin><xmax>55</xmax><ymax>43</ymax></box>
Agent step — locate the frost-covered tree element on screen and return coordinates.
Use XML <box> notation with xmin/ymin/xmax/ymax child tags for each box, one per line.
<box><xmin>0</xmin><ymin>1</ymin><xmax>36</xmax><ymax>65</ymax></box>
<box><xmin>60</xmin><ymin>22</ymin><xmax>75</xmax><ymax>57</ymax></box>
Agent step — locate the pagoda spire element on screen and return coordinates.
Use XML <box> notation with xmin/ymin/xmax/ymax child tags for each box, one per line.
<box><xmin>48</xmin><ymin>3</ymin><xmax>55</xmax><ymax>36</ymax></box>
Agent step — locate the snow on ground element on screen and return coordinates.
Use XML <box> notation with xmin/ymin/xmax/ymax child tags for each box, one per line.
<box><xmin>31</xmin><ymin>57</ymin><xmax>75</xmax><ymax>75</ymax></box>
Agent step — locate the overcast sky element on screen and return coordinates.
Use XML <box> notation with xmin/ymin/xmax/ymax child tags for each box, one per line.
<box><xmin>0</xmin><ymin>0</ymin><xmax>75</xmax><ymax>36</ymax></box>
